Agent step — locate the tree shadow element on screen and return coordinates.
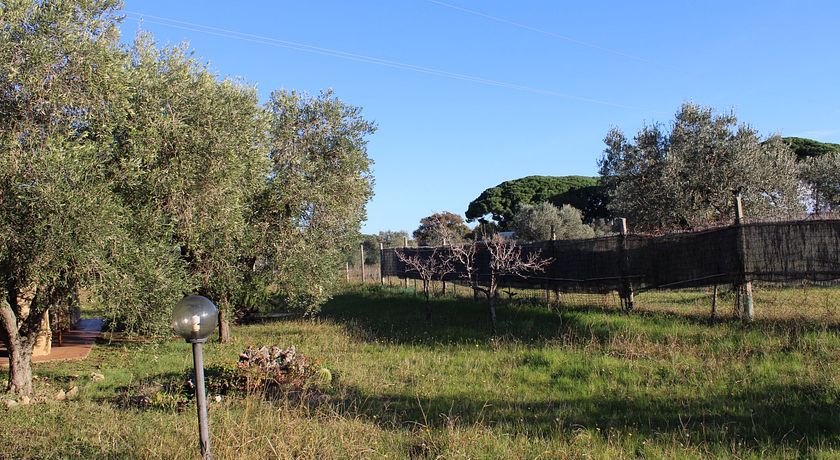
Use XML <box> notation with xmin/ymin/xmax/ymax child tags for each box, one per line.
<box><xmin>319</xmin><ymin>290</ymin><xmax>568</xmax><ymax>346</ymax></box>
<box><xmin>334</xmin><ymin>381</ymin><xmax>839</xmax><ymax>453</ymax></box>
<box><xmin>107</xmin><ymin>370</ymin><xmax>192</xmax><ymax>411</ymax></box>
<box><xmin>319</xmin><ymin>289</ymin><xmax>838</xmax><ymax>348</ymax></box>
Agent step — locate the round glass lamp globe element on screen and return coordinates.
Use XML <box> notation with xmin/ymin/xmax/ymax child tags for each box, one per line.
<box><xmin>172</xmin><ymin>295</ymin><xmax>219</xmax><ymax>342</ymax></box>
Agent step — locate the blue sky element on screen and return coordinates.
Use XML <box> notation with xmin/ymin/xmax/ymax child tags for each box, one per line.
<box><xmin>119</xmin><ymin>1</ymin><xmax>840</xmax><ymax>234</ymax></box>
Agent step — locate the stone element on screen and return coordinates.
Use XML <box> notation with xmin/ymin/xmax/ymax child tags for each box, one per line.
<box><xmin>66</xmin><ymin>386</ymin><xmax>78</xmax><ymax>399</ymax></box>
<box><xmin>20</xmin><ymin>395</ymin><xmax>30</xmax><ymax>405</ymax></box>
<box><xmin>54</xmin><ymin>389</ymin><xmax>66</xmax><ymax>401</ymax></box>
<box><xmin>90</xmin><ymin>372</ymin><xmax>105</xmax><ymax>382</ymax></box>
<box><xmin>4</xmin><ymin>399</ymin><xmax>18</xmax><ymax>409</ymax></box>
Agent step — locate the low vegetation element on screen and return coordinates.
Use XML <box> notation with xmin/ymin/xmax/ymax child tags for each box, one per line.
<box><xmin>2</xmin><ymin>285</ymin><xmax>838</xmax><ymax>459</ymax></box>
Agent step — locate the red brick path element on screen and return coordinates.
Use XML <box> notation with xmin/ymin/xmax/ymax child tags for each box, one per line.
<box><xmin>0</xmin><ymin>318</ymin><xmax>104</xmax><ymax>367</ymax></box>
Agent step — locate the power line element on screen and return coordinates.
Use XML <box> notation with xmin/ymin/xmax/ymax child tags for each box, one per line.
<box><xmin>123</xmin><ymin>11</ymin><xmax>651</xmax><ymax>111</ymax></box>
<box><xmin>424</xmin><ymin>0</ymin><xmax>660</xmax><ymax>66</ymax></box>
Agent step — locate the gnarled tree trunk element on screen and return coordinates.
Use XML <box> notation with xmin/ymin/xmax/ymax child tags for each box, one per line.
<box><xmin>1</xmin><ymin>298</ymin><xmax>38</xmax><ymax>397</ymax></box>
<box><xmin>5</xmin><ymin>336</ymin><xmax>35</xmax><ymax>396</ymax></box>
<box><xmin>2</xmin><ymin>283</ymin><xmax>53</xmax><ymax>397</ymax></box>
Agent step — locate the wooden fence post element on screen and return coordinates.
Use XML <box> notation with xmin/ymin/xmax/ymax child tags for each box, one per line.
<box><xmin>360</xmin><ymin>243</ymin><xmax>365</xmax><ymax>284</ymax></box>
<box><xmin>618</xmin><ymin>218</ymin><xmax>635</xmax><ymax>312</ymax></box>
<box><xmin>734</xmin><ymin>192</ymin><xmax>754</xmax><ymax>321</ymax></box>
<box><xmin>710</xmin><ymin>284</ymin><xmax>718</xmax><ymax>324</ymax></box>
<box><xmin>345</xmin><ymin>261</ymin><xmax>350</xmax><ymax>283</ymax></box>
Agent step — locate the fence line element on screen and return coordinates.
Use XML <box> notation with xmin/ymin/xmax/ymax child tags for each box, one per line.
<box><xmin>379</xmin><ymin>219</ymin><xmax>840</xmax><ymax>293</ymax></box>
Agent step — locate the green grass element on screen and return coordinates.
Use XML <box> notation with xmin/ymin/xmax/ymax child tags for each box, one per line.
<box><xmin>2</xmin><ymin>284</ymin><xmax>840</xmax><ymax>459</ymax></box>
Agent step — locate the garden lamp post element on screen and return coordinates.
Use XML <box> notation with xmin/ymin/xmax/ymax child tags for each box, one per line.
<box><xmin>172</xmin><ymin>295</ymin><xmax>219</xmax><ymax>460</ymax></box>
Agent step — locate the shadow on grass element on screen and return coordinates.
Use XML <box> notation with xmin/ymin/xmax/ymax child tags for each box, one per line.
<box><xmin>336</xmin><ymin>380</ymin><xmax>839</xmax><ymax>452</ymax></box>
<box><xmin>320</xmin><ymin>286</ymin><xmax>838</xmax><ymax>349</ymax></box>
<box><xmin>107</xmin><ymin>370</ymin><xmax>191</xmax><ymax>409</ymax></box>
<box><xmin>319</xmin><ymin>287</ymin><xmax>567</xmax><ymax>346</ymax></box>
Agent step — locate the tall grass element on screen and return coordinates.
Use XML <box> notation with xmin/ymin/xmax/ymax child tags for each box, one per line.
<box><xmin>2</xmin><ymin>284</ymin><xmax>838</xmax><ymax>459</ymax></box>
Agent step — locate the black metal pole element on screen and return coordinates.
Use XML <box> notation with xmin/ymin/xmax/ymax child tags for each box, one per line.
<box><xmin>192</xmin><ymin>342</ymin><xmax>211</xmax><ymax>459</ymax></box>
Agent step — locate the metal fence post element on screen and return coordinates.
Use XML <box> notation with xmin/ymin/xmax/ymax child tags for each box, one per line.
<box><xmin>618</xmin><ymin>218</ymin><xmax>635</xmax><ymax>312</ymax></box>
<box><xmin>360</xmin><ymin>243</ymin><xmax>365</xmax><ymax>284</ymax></box>
<box><xmin>403</xmin><ymin>236</ymin><xmax>409</xmax><ymax>289</ymax></box>
<box><xmin>379</xmin><ymin>242</ymin><xmax>385</xmax><ymax>285</ymax></box>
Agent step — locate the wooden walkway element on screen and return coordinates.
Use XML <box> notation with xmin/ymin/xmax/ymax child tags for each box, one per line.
<box><xmin>0</xmin><ymin>318</ymin><xmax>104</xmax><ymax>367</ymax></box>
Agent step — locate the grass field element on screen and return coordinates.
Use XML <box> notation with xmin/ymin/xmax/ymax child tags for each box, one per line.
<box><xmin>2</xmin><ymin>284</ymin><xmax>839</xmax><ymax>459</ymax></box>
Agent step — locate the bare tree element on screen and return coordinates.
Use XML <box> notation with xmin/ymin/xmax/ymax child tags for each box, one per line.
<box><xmin>395</xmin><ymin>247</ymin><xmax>455</xmax><ymax>321</ymax></box>
<box><xmin>451</xmin><ymin>234</ymin><xmax>552</xmax><ymax>332</ymax></box>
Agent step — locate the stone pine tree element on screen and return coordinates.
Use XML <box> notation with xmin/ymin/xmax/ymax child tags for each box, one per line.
<box><xmin>465</xmin><ymin>175</ymin><xmax>606</xmax><ymax>229</ymax></box>
<box><xmin>599</xmin><ymin>103</ymin><xmax>801</xmax><ymax>232</ymax></box>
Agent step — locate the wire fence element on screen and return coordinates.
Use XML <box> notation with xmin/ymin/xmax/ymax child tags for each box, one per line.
<box><xmin>367</xmin><ymin>277</ymin><xmax>840</xmax><ymax>326</ymax></box>
<box><xmin>352</xmin><ymin>218</ymin><xmax>840</xmax><ymax>325</ymax></box>
<box><xmin>380</xmin><ymin>219</ymin><xmax>840</xmax><ymax>291</ymax></box>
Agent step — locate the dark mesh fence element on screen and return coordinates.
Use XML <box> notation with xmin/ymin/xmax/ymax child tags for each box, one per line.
<box><xmin>744</xmin><ymin>221</ymin><xmax>840</xmax><ymax>282</ymax></box>
<box><xmin>381</xmin><ymin>220</ymin><xmax>840</xmax><ymax>292</ymax></box>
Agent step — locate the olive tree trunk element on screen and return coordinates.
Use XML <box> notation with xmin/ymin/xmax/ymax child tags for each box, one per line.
<box><xmin>218</xmin><ymin>310</ymin><xmax>230</xmax><ymax>343</ymax></box>
<box><xmin>0</xmin><ymin>299</ymin><xmax>37</xmax><ymax>397</ymax></box>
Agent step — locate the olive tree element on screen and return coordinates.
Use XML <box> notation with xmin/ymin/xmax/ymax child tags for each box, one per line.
<box><xmin>511</xmin><ymin>202</ymin><xmax>594</xmax><ymax>241</ymax></box>
<box><xmin>0</xmin><ymin>0</ymin><xmax>180</xmax><ymax>396</ymax></box>
<box><xmin>799</xmin><ymin>152</ymin><xmax>840</xmax><ymax>214</ymax></box>
<box><xmin>0</xmin><ymin>1</ymin><xmax>378</xmax><ymax>398</ymax></box>
<box><xmin>599</xmin><ymin>103</ymin><xmax>801</xmax><ymax>232</ymax></box>
<box><xmin>249</xmin><ymin>90</ymin><xmax>375</xmax><ymax>315</ymax></box>
<box><xmin>113</xmin><ymin>35</ymin><xmax>270</xmax><ymax>340</ymax></box>
<box><xmin>413</xmin><ymin>211</ymin><xmax>469</xmax><ymax>246</ymax></box>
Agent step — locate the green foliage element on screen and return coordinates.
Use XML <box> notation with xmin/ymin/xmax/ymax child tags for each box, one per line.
<box><xmin>599</xmin><ymin>103</ymin><xmax>802</xmax><ymax>232</ymax></box>
<box><xmin>800</xmin><ymin>151</ymin><xmax>840</xmax><ymax>213</ymax></box>
<box><xmin>360</xmin><ymin>234</ymin><xmax>381</xmax><ymax>266</ymax></box>
<box><xmin>511</xmin><ymin>202</ymin><xmax>595</xmax><ymax>241</ymax></box>
<box><xmin>0</xmin><ymin>0</ymin><xmax>172</xmax><ymax>341</ymax></box>
<box><xmin>465</xmin><ymin>176</ymin><xmax>604</xmax><ymax>229</ymax></box>
<box><xmin>376</xmin><ymin>230</ymin><xmax>411</xmax><ymax>248</ymax></box>
<box><xmin>113</xmin><ymin>34</ymin><xmax>270</xmax><ymax>330</ymax></box>
<box><xmin>783</xmin><ymin>136</ymin><xmax>840</xmax><ymax>161</ymax></box>
<box><xmin>0</xmin><ymin>0</ymin><xmax>377</xmax><ymax>396</ymax></box>
<box><xmin>346</xmin><ymin>231</ymin><xmax>411</xmax><ymax>267</ymax></box>
<box><xmin>250</xmin><ymin>90</ymin><xmax>375</xmax><ymax>315</ymax></box>
<box><xmin>413</xmin><ymin>211</ymin><xmax>469</xmax><ymax>246</ymax></box>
